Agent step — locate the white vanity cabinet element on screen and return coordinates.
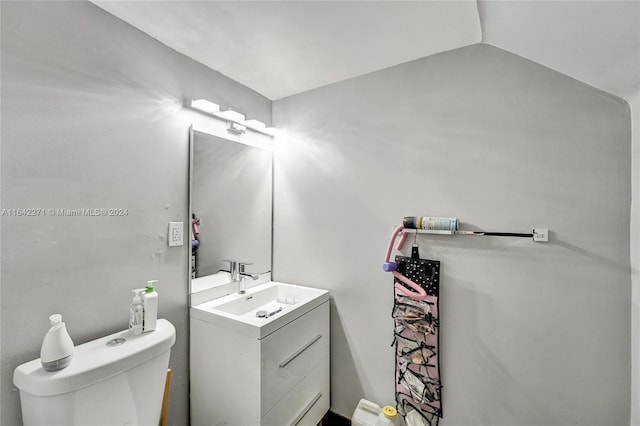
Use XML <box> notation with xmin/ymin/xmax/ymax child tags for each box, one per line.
<box><xmin>191</xmin><ymin>298</ymin><xmax>330</xmax><ymax>426</ymax></box>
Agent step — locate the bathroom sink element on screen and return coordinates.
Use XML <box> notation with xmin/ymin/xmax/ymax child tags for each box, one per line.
<box><xmin>190</xmin><ymin>281</ymin><xmax>329</xmax><ymax>339</ymax></box>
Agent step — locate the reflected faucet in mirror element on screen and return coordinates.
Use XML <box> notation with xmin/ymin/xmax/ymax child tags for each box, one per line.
<box><xmin>221</xmin><ymin>260</ymin><xmax>260</xmax><ymax>294</ymax></box>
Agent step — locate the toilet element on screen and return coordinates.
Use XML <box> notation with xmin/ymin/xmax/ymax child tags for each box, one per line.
<box><xmin>13</xmin><ymin>318</ymin><xmax>176</xmax><ymax>426</ymax></box>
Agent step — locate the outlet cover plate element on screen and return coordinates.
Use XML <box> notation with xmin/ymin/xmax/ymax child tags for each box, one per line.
<box><xmin>168</xmin><ymin>222</ymin><xmax>184</xmax><ymax>247</ymax></box>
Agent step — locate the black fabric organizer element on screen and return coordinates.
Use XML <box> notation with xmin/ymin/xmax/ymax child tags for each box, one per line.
<box><xmin>396</xmin><ymin>249</ymin><xmax>440</xmax><ymax>298</ymax></box>
<box><xmin>392</xmin><ymin>248</ymin><xmax>443</xmax><ymax>426</ymax></box>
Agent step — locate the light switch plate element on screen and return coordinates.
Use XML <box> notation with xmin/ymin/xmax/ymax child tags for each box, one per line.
<box><xmin>168</xmin><ymin>222</ymin><xmax>184</xmax><ymax>247</ymax></box>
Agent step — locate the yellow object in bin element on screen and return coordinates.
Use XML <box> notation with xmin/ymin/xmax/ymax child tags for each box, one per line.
<box><xmin>352</xmin><ymin>399</ymin><xmax>400</xmax><ymax>426</ymax></box>
<box><xmin>383</xmin><ymin>406</ymin><xmax>397</xmax><ymax>419</ymax></box>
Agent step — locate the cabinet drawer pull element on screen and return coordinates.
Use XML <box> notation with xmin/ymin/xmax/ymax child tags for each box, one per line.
<box><xmin>279</xmin><ymin>334</ymin><xmax>322</xmax><ymax>368</ymax></box>
<box><xmin>290</xmin><ymin>392</ymin><xmax>323</xmax><ymax>426</ymax></box>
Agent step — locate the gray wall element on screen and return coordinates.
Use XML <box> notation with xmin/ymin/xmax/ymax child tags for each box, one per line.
<box><xmin>0</xmin><ymin>2</ymin><xmax>270</xmax><ymax>425</ymax></box>
<box><xmin>272</xmin><ymin>44</ymin><xmax>632</xmax><ymax>425</ymax></box>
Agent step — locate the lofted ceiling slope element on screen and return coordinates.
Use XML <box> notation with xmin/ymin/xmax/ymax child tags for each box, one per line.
<box><xmin>91</xmin><ymin>0</ymin><xmax>482</xmax><ymax>100</ymax></box>
<box><xmin>91</xmin><ymin>1</ymin><xmax>639</xmax><ymax>102</ymax></box>
<box><xmin>479</xmin><ymin>0</ymin><xmax>640</xmax><ymax>100</ymax></box>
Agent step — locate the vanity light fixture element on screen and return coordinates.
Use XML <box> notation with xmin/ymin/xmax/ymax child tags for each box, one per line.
<box><xmin>227</xmin><ymin>121</ymin><xmax>246</xmax><ymax>135</ymax></box>
<box><xmin>214</xmin><ymin>109</ymin><xmax>246</xmax><ymax>123</ymax></box>
<box><xmin>215</xmin><ymin>110</ymin><xmax>247</xmax><ymax>136</ymax></box>
<box><xmin>243</xmin><ymin>119</ymin><xmax>266</xmax><ymax>132</ymax></box>
<box><xmin>190</xmin><ymin>99</ymin><xmax>220</xmax><ymax>114</ymax></box>
<box><xmin>189</xmin><ymin>98</ymin><xmax>278</xmax><ymax>137</ymax></box>
<box><xmin>244</xmin><ymin>120</ymin><xmax>278</xmax><ymax>136</ymax></box>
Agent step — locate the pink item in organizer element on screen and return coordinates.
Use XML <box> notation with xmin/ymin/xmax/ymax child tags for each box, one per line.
<box><xmin>383</xmin><ymin>225</ymin><xmax>427</xmax><ymax>301</ymax></box>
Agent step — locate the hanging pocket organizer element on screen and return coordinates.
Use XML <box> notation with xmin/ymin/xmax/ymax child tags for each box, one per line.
<box><xmin>393</xmin><ymin>254</ymin><xmax>442</xmax><ymax>426</ymax></box>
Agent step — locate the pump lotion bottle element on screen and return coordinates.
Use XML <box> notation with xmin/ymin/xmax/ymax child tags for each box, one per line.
<box><xmin>40</xmin><ymin>314</ymin><xmax>74</xmax><ymax>372</ymax></box>
<box><xmin>142</xmin><ymin>280</ymin><xmax>158</xmax><ymax>332</ymax></box>
<box><xmin>129</xmin><ymin>289</ymin><xmax>144</xmax><ymax>336</ymax></box>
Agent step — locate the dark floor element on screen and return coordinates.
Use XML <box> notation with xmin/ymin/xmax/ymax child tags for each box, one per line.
<box><xmin>321</xmin><ymin>410</ymin><xmax>351</xmax><ymax>426</ymax></box>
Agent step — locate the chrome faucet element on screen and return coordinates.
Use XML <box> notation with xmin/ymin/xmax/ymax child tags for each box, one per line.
<box><xmin>222</xmin><ymin>260</ymin><xmax>259</xmax><ymax>294</ymax></box>
<box><xmin>237</xmin><ymin>263</ymin><xmax>259</xmax><ymax>294</ymax></box>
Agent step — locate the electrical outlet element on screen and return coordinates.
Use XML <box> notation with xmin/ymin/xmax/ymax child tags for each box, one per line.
<box><xmin>168</xmin><ymin>222</ymin><xmax>184</xmax><ymax>247</ymax></box>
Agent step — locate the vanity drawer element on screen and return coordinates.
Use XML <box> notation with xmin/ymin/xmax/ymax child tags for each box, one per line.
<box><xmin>260</xmin><ymin>301</ymin><xmax>329</xmax><ymax>416</ymax></box>
<box><xmin>261</xmin><ymin>356</ymin><xmax>330</xmax><ymax>426</ymax></box>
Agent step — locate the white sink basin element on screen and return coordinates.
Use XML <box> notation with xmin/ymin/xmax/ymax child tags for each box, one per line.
<box><xmin>190</xmin><ymin>281</ymin><xmax>329</xmax><ymax>339</ymax></box>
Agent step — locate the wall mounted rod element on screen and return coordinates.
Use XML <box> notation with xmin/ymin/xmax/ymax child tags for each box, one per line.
<box><xmin>454</xmin><ymin>231</ymin><xmax>533</xmax><ymax>238</ymax></box>
<box><xmin>400</xmin><ymin>228</ymin><xmax>549</xmax><ymax>242</ymax></box>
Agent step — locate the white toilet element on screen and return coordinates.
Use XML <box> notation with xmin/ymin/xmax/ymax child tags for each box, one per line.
<box><xmin>13</xmin><ymin>318</ymin><xmax>176</xmax><ymax>426</ymax></box>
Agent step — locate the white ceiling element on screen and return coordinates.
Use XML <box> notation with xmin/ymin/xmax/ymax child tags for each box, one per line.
<box><xmin>479</xmin><ymin>0</ymin><xmax>640</xmax><ymax>100</ymax></box>
<box><xmin>92</xmin><ymin>0</ymin><xmax>639</xmax><ymax>101</ymax></box>
<box><xmin>91</xmin><ymin>1</ymin><xmax>482</xmax><ymax>100</ymax></box>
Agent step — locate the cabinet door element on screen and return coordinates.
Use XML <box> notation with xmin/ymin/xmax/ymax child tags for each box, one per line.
<box><xmin>261</xmin><ymin>356</ymin><xmax>330</xmax><ymax>426</ymax></box>
<box><xmin>260</xmin><ymin>301</ymin><xmax>329</xmax><ymax>415</ymax></box>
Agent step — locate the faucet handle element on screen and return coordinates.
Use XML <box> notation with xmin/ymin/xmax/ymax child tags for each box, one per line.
<box><xmin>238</xmin><ymin>262</ymin><xmax>253</xmax><ymax>273</ymax></box>
<box><xmin>222</xmin><ymin>260</ymin><xmax>239</xmax><ymax>268</ymax></box>
<box><xmin>239</xmin><ymin>263</ymin><xmax>260</xmax><ymax>281</ymax></box>
<box><xmin>221</xmin><ymin>260</ymin><xmax>240</xmax><ymax>277</ymax></box>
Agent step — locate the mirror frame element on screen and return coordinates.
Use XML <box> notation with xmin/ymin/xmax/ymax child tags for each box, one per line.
<box><xmin>187</xmin><ymin>124</ymin><xmax>274</xmax><ymax>306</ymax></box>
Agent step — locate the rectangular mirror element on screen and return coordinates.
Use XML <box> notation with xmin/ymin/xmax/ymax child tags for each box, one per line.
<box><xmin>189</xmin><ymin>126</ymin><xmax>272</xmax><ymax>304</ymax></box>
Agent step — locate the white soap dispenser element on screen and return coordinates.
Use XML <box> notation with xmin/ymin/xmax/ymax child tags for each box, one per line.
<box><xmin>129</xmin><ymin>289</ymin><xmax>145</xmax><ymax>336</ymax></box>
<box><xmin>40</xmin><ymin>314</ymin><xmax>74</xmax><ymax>372</ymax></box>
<box><xmin>142</xmin><ymin>280</ymin><xmax>158</xmax><ymax>332</ymax></box>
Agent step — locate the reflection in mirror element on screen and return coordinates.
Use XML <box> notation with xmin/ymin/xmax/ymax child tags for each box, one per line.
<box><xmin>189</xmin><ymin>128</ymin><xmax>272</xmax><ymax>299</ymax></box>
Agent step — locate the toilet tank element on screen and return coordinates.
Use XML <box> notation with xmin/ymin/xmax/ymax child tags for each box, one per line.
<box><xmin>13</xmin><ymin>319</ymin><xmax>176</xmax><ymax>426</ymax></box>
